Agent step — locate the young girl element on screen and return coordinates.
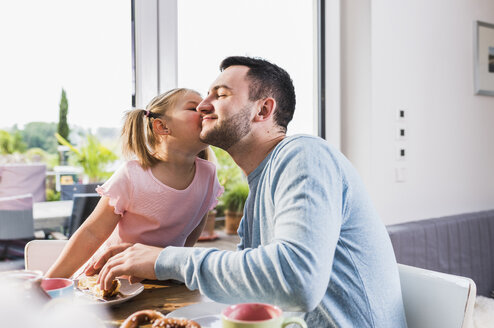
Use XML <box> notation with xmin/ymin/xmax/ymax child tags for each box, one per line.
<box><xmin>46</xmin><ymin>88</ymin><xmax>223</xmax><ymax>279</ymax></box>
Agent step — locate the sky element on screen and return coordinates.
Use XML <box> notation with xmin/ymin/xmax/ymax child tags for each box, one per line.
<box><xmin>0</xmin><ymin>0</ymin><xmax>132</xmax><ymax>131</ymax></box>
<box><xmin>177</xmin><ymin>0</ymin><xmax>315</xmax><ymax>136</ymax></box>
<box><xmin>0</xmin><ymin>0</ymin><xmax>315</xmax><ymax>136</ymax></box>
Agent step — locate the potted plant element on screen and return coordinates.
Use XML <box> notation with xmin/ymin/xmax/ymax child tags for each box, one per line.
<box><xmin>55</xmin><ymin>133</ymin><xmax>118</xmax><ymax>183</ymax></box>
<box><xmin>199</xmin><ymin>209</ymin><xmax>218</xmax><ymax>241</ymax></box>
<box><xmin>223</xmin><ymin>182</ymin><xmax>249</xmax><ymax>234</ymax></box>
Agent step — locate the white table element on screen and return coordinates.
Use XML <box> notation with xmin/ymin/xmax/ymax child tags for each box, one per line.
<box><xmin>33</xmin><ymin>200</ymin><xmax>73</xmax><ymax>231</ymax></box>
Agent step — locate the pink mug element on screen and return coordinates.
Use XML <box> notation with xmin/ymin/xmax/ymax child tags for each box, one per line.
<box><xmin>221</xmin><ymin>303</ymin><xmax>307</xmax><ymax>328</ymax></box>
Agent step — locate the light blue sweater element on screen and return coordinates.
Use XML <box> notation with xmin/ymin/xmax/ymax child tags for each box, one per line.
<box><xmin>155</xmin><ymin>135</ymin><xmax>407</xmax><ymax>327</ymax></box>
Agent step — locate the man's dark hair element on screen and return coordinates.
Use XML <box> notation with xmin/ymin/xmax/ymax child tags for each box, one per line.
<box><xmin>220</xmin><ymin>56</ymin><xmax>296</xmax><ymax>133</ymax></box>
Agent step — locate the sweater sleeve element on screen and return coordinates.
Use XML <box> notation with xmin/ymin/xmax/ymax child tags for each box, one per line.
<box><xmin>155</xmin><ymin>139</ymin><xmax>344</xmax><ymax>312</ymax></box>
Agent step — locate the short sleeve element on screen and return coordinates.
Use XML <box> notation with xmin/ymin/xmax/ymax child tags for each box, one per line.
<box><xmin>96</xmin><ymin>162</ymin><xmax>133</xmax><ymax>216</ymax></box>
<box><xmin>209</xmin><ymin>174</ymin><xmax>224</xmax><ymax>210</ymax></box>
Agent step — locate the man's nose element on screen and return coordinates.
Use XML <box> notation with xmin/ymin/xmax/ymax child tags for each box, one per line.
<box><xmin>197</xmin><ymin>98</ymin><xmax>213</xmax><ymax>114</ymax></box>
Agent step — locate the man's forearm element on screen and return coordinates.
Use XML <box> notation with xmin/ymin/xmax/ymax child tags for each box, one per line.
<box><xmin>155</xmin><ymin>241</ymin><xmax>331</xmax><ymax>312</ymax></box>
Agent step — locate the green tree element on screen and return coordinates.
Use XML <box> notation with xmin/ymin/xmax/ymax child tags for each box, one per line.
<box><xmin>57</xmin><ymin>88</ymin><xmax>70</xmax><ymax>142</ymax></box>
<box><xmin>0</xmin><ymin>130</ymin><xmax>14</xmax><ymax>154</ymax></box>
<box><xmin>12</xmin><ymin>130</ymin><xmax>27</xmax><ymax>153</ymax></box>
<box><xmin>22</xmin><ymin>122</ymin><xmax>58</xmax><ymax>153</ymax></box>
<box><xmin>0</xmin><ymin>130</ymin><xmax>27</xmax><ymax>154</ymax></box>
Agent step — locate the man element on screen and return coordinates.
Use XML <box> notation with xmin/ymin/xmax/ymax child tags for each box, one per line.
<box><xmin>91</xmin><ymin>56</ymin><xmax>406</xmax><ymax>327</ymax></box>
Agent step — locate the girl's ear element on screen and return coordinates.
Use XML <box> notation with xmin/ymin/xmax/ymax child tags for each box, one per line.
<box><xmin>254</xmin><ymin>97</ymin><xmax>276</xmax><ymax>122</ymax></box>
<box><xmin>152</xmin><ymin>118</ymin><xmax>170</xmax><ymax>135</ymax></box>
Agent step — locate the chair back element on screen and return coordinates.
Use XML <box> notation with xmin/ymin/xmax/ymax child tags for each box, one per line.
<box><xmin>0</xmin><ymin>194</ymin><xmax>34</xmax><ymax>240</ymax></box>
<box><xmin>399</xmin><ymin>263</ymin><xmax>476</xmax><ymax>328</ymax></box>
<box><xmin>0</xmin><ymin>193</ymin><xmax>33</xmax><ymax>211</ymax></box>
<box><xmin>66</xmin><ymin>193</ymin><xmax>100</xmax><ymax>237</ymax></box>
<box><xmin>0</xmin><ymin>164</ymin><xmax>46</xmax><ymax>202</ymax></box>
<box><xmin>24</xmin><ymin>239</ymin><xmax>68</xmax><ymax>274</ymax></box>
<box><xmin>61</xmin><ymin>183</ymin><xmax>99</xmax><ymax>200</ymax></box>
<box><xmin>387</xmin><ymin>210</ymin><xmax>494</xmax><ymax>296</ymax></box>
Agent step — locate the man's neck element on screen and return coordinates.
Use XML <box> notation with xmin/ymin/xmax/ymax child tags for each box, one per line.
<box><xmin>228</xmin><ymin>132</ymin><xmax>286</xmax><ymax>176</ymax></box>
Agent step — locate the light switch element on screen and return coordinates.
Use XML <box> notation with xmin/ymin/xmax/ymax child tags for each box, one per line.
<box><xmin>396</xmin><ymin>125</ymin><xmax>406</xmax><ymax>140</ymax></box>
<box><xmin>396</xmin><ymin>146</ymin><xmax>406</xmax><ymax>160</ymax></box>
<box><xmin>395</xmin><ymin>167</ymin><xmax>406</xmax><ymax>182</ymax></box>
<box><xmin>397</xmin><ymin>109</ymin><xmax>406</xmax><ymax>120</ymax></box>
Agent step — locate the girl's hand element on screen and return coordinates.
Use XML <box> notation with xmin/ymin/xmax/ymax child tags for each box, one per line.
<box><xmin>85</xmin><ymin>243</ymin><xmax>134</xmax><ymax>276</ymax></box>
<box><xmin>97</xmin><ymin>243</ymin><xmax>163</xmax><ymax>291</ymax></box>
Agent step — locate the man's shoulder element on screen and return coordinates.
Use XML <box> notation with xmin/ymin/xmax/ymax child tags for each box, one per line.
<box><xmin>273</xmin><ymin>134</ymin><xmax>337</xmax><ymax>160</ymax></box>
<box><xmin>265</xmin><ymin>134</ymin><xmax>350</xmax><ymax>180</ymax></box>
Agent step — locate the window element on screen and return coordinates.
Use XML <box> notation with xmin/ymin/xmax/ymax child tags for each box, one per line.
<box><xmin>176</xmin><ymin>0</ymin><xmax>316</xmax><ymax>136</ymax></box>
<box><xmin>0</xmin><ymin>0</ymin><xmax>132</xmax><ymax>131</ymax></box>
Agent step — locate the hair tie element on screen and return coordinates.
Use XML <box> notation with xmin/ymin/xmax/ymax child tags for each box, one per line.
<box><xmin>144</xmin><ymin>110</ymin><xmax>151</xmax><ymax>118</ymax></box>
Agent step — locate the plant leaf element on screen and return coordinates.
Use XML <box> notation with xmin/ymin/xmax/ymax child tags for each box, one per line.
<box><xmin>54</xmin><ymin>133</ymin><xmax>80</xmax><ymax>155</ymax></box>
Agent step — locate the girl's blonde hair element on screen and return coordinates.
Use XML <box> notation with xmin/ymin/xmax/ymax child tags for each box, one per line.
<box><xmin>121</xmin><ymin>88</ymin><xmax>209</xmax><ymax>168</ymax></box>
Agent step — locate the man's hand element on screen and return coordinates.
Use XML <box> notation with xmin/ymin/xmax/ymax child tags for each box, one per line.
<box><xmin>96</xmin><ymin>243</ymin><xmax>163</xmax><ymax>291</ymax></box>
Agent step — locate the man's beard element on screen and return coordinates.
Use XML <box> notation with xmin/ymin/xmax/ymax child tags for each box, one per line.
<box><xmin>200</xmin><ymin>104</ymin><xmax>252</xmax><ymax>150</ymax></box>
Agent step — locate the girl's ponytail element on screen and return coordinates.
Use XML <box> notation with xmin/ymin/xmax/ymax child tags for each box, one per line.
<box><xmin>121</xmin><ymin>109</ymin><xmax>159</xmax><ymax>169</ymax></box>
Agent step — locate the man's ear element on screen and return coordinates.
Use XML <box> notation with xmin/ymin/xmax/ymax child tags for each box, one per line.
<box><xmin>254</xmin><ymin>98</ymin><xmax>276</xmax><ymax>122</ymax></box>
<box><xmin>152</xmin><ymin>118</ymin><xmax>170</xmax><ymax>135</ymax></box>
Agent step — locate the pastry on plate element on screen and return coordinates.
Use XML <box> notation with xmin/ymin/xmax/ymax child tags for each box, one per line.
<box><xmin>77</xmin><ymin>274</ymin><xmax>121</xmax><ymax>298</ymax></box>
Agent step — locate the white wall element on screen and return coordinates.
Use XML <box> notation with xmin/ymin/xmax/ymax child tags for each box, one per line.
<box><xmin>364</xmin><ymin>0</ymin><xmax>494</xmax><ymax>224</ymax></box>
<box><xmin>340</xmin><ymin>0</ymin><xmax>372</xmax><ymax>186</ymax></box>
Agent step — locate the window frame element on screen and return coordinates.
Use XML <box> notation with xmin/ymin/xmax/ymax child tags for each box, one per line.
<box><xmin>132</xmin><ymin>0</ymin><xmax>339</xmax><ymax>146</ymax></box>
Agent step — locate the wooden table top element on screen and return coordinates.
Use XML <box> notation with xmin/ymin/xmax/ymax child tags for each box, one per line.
<box><xmin>102</xmin><ymin>230</ymin><xmax>240</xmax><ymax>327</ymax></box>
<box><xmin>97</xmin><ymin>231</ymin><xmax>240</xmax><ymax>327</ymax></box>
<box><xmin>105</xmin><ymin>280</ymin><xmax>207</xmax><ymax>327</ymax></box>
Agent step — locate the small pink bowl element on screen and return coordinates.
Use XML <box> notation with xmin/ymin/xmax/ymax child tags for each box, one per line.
<box><xmin>41</xmin><ymin>278</ymin><xmax>74</xmax><ymax>298</ymax></box>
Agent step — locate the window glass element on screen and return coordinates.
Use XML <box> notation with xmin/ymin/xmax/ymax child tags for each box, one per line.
<box><xmin>0</xmin><ymin>0</ymin><xmax>132</xmax><ymax>131</ymax></box>
<box><xmin>177</xmin><ymin>0</ymin><xmax>315</xmax><ymax>135</ymax></box>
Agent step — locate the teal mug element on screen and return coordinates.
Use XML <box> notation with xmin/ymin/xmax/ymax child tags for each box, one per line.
<box><xmin>221</xmin><ymin>303</ymin><xmax>307</xmax><ymax>328</ymax></box>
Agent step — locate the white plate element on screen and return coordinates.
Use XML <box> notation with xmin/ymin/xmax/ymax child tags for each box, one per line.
<box><xmin>167</xmin><ymin>301</ymin><xmax>229</xmax><ymax>328</ymax></box>
<box><xmin>193</xmin><ymin>315</ymin><xmax>222</xmax><ymax>328</ymax></box>
<box><xmin>74</xmin><ymin>278</ymin><xmax>144</xmax><ymax>306</ymax></box>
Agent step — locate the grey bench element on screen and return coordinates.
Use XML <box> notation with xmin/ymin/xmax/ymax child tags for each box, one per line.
<box><xmin>387</xmin><ymin>209</ymin><xmax>494</xmax><ymax>297</ymax></box>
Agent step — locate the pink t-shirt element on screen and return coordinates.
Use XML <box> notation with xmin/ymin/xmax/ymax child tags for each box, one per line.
<box><xmin>96</xmin><ymin>158</ymin><xmax>223</xmax><ymax>249</ymax></box>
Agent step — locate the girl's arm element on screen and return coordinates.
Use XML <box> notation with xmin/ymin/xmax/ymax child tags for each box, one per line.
<box><xmin>44</xmin><ymin>196</ymin><xmax>121</xmax><ymax>278</ymax></box>
<box><xmin>184</xmin><ymin>213</ymin><xmax>208</xmax><ymax>247</ymax></box>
